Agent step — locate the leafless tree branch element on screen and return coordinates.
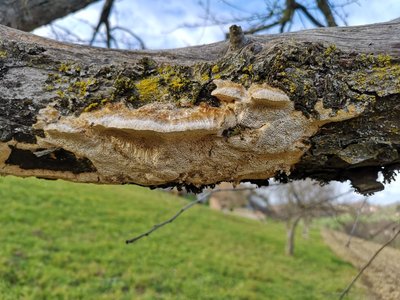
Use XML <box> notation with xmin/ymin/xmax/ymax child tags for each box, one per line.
<box><xmin>316</xmin><ymin>0</ymin><xmax>337</xmax><ymax>26</ymax></box>
<box><xmin>295</xmin><ymin>2</ymin><xmax>325</xmax><ymax>27</ymax></box>
<box><xmin>50</xmin><ymin>23</ymin><xmax>88</xmax><ymax>44</ymax></box>
<box><xmin>339</xmin><ymin>227</ymin><xmax>400</xmax><ymax>299</ymax></box>
<box><xmin>125</xmin><ymin>187</ymin><xmax>257</xmax><ymax>244</ymax></box>
<box><xmin>111</xmin><ymin>26</ymin><xmax>146</xmax><ymax>49</ymax></box>
<box><xmin>345</xmin><ymin>197</ymin><xmax>368</xmax><ymax>247</ymax></box>
<box><xmin>90</xmin><ymin>0</ymin><xmax>115</xmax><ymax>48</ymax></box>
<box><xmin>369</xmin><ymin>221</ymin><xmax>399</xmax><ymax>239</ymax></box>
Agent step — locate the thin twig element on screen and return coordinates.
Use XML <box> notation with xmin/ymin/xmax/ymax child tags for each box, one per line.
<box><xmin>369</xmin><ymin>221</ymin><xmax>398</xmax><ymax>239</ymax></box>
<box><xmin>111</xmin><ymin>26</ymin><xmax>146</xmax><ymax>49</ymax></box>
<box><xmin>339</xmin><ymin>227</ymin><xmax>400</xmax><ymax>299</ymax></box>
<box><xmin>126</xmin><ymin>194</ymin><xmax>207</xmax><ymax>244</ymax></box>
<box><xmin>345</xmin><ymin>197</ymin><xmax>368</xmax><ymax>247</ymax></box>
<box><xmin>125</xmin><ymin>187</ymin><xmax>257</xmax><ymax>244</ymax></box>
<box><xmin>295</xmin><ymin>2</ymin><xmax>325</xmax><ymax>27</ymax></box>
<box><xmin>90</xmin><ymin>0</ymin><xmax>115</xmax><ymax>47</ymax></box>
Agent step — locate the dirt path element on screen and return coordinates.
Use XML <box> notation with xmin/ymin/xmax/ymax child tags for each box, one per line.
<box><xmin>322</xmin><ymin>230</ymin><xmax>400</xmax><ymax>299</ymax></box>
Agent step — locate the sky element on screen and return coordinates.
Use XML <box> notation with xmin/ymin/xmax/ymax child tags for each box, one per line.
<box><xmin>34</xmin><ymin>0</ymin><xmax>400</xmax><ymax>49</ymax></box>
<box><xmin>32</xmin><ymin>0</ymin><xmax>400</xmax><ymax>204</ymax></box>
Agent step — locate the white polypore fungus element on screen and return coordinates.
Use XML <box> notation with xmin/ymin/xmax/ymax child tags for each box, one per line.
<box><xmin>211</xmin><ymin>79</ymin><xmax>245</xmax><ymax>103</ymax></box>
<box><xmin>0</xmin><ymin>79</ymin><xmax>367</xmax><ymax>187</ymax></box>
<box><xmin>248</xmin><ymin>84</ymin><xmax>291</xmax><ymax>106</ymax></box>
<box><xmin>44</xmin><ymin>103</ymin><xmax>236</xmax><ymax>135</ymax></box>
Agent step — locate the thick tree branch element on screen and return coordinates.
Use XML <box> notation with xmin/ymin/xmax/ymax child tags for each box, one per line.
<box><xmin>0</xmin><ymin>0</ymin><xmax>99</xmax><ymax>32</ymax></box>
<box><xmin>90</xmin><ymin>0</ymin><xmax>115</xmax><ymax>48</ymax></box>
<box><xmin>0</xmin><ymin>21</ymin><xmax>399</xmax><ymax>193</ymax></box>
<box><xmin>316</xmin><ymin>0</ymin><xmax>337</xmax><ymax>27</ymax></box>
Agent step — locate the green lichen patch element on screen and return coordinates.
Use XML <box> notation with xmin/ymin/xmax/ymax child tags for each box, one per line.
<box><xmin>58</xmin><ymin>63</ymin><xmax>70</xmax><ymax>73</ymax></box>
<box><xmin>192</xmin><ymin>63</ymin><xmax>212</xmax><ymax>83</ymax></box>
<box><xmin>44</xmin><ymin>59</ymin><xmax>221</xmax><ymax>113</ymax></box>
<box><xmin>224</xmin><ymin>42</ymin><xmax>394</xmax><ymax>117</ymax></box>
<box><xmin>348</xmin><ymin>53</ymin><xmax>400</xmax><ymax>97</ymax></box>
<box><xmin>72</xmin><ymin>78</ymin><xmax>98</xmax><ymax>97</ymax></box>
<box><xmin>113</xmin><ymin>76</ymin><xmax>136</xmax><ymax>91</ymax></box>
<box><xmin>43</xmin><ymin>41</ymin><xmax>400</xmax><ymax>120</ymax></box>
<box><xmin>52</xmin><ymin>77</ymin><xmax>98</xmax><ymax>102</ymax></box>
<box><xmin>57</xmin><ymin>62</ymin><xmax>83</xmax><ymax>76</ymax></box>
<box><xmin>211</xmin><ymin>65</ymin><xmax>220</xmax><ymax>74</ymax></box>
<box><xmin>135</xmin><ymin>77</ymin><xmax>160</xmax><ymax>102</ymax></box>
<box><xmin>108</xmin><ymin>64</ymin><xmax>197</xmax><ymax>105</ymax></box>
<box><xmin>44</xmin><ymin>65</ymin><xmax>107</xmax><ymax>114</ymax></box>
<box><xmin>0</xmin><ymin>41</ymin><xmax>48</xmax><ymax>68</ymax></box>
<box><xmin>83</xmin><ymin>102</ymin><xmax>99</xmax><ymax>112</ymax></box>
<box><xmin>244</xmin><ymin>42</ymin><xmax>347</xmax><ymax>115</ymax></box>
<box><xmin>324</xmin><ymin>44</ymin><xmax>338</xmax><ymax>57</ymax></box>
<box><xmin>211</xmin><ymin>51</ymin><xmax>255</xmax><ymax>85</ymax></box>
<box><xmin>158</xmin><ymin>65</ymin><xmax>192</xmax><ymax>90</ymax></box>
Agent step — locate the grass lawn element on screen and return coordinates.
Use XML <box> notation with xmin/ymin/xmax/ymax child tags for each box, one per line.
<box><xmin>0</xmin><ymin>176</ymin><xmax>364</xmax><ymax>299</ymax></box>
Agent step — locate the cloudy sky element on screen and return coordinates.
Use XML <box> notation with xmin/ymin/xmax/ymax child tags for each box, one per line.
<box><xmin>33</xmin><ymin>0</ymin><xmax>400</xmax><ymax>204</ymax></box>
<box><xmin>34</xmin><ymin>0</ymin><xmax>400</xmax><ymax>49</ymax></box>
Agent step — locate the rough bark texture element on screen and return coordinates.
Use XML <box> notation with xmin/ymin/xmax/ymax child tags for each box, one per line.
<box><xmin>0</xmin><ymin>21</ymin><xmax>399</xmax><ymax>194</ymax></box>
<box><xmin>286</xmin><ymin>216</ymin><xmax>301</xmax><ymax>256</ymax></box>
<box><xmin>0</xmin><ymin>0</ymin><xmax>98</xmax><ymax>31</ymax></box>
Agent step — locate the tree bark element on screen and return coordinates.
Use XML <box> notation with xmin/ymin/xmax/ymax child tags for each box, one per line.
<box><xmin>0</xmin><ymin>0</ymin><xmax>99</xmax><ymax>31</ymax></box>
<box><xmin>0</xmin><ymin>21</ymin><xmax>399</xmax><ymax>193</ymax></box>
<box><xmin>302</xmin><ymin>217</ymin><xmax>311</xmax><ymax>239</ymax></box>
<box><xmin>286</xmin><ymin>216</ymin><xmax>301</xmax><ymax>256</ymax></box>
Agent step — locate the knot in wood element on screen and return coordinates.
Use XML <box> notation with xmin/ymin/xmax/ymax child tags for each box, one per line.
<box><xmin>229</xmin><ymin>25</ymin><xmax>247</xmax><ymax>51</ymax></box>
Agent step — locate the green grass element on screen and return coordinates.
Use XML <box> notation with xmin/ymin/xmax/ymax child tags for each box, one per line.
<box><xmin>0</xmin><ymin>176</ymin><xmax>364</xmax><ymax>299</ymax></box>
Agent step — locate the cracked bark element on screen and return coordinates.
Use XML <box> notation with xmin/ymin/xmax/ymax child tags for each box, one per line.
<box><xmin>0</xmin><ymin>0</ymin><xmax>99</xmax><ymax>32</ymax></box>
<box><xmin>0</xmin><ymin>20</ymin><xmax>399</xmax><ymax>194</ymax></box>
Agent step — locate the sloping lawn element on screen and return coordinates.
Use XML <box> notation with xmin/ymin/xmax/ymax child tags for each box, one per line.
<box><xmin>0</xmin><ymin>176</ymin><xmax>364</xmax><ymax>299</ymax></box>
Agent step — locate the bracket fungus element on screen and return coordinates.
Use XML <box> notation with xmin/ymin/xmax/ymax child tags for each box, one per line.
<box><xmin>248</xmin><ymin>85</ymin><xmax>291</xmax><ymax>106</ymax></box>
<box><xmin>211</xmin><ymin>79</ymin><xmax>244</xmax><ymax>103</ymax></box>
<box><xmin>0</xmin><ymin>79</ymin><xmax>366</xmax><ymax>188</ymax></box>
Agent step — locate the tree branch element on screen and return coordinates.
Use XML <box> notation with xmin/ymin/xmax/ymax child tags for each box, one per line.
<box><xmin>0</xmin><ymin>22</ymin><xmax>399</xmax><ymax>191</ymax></box>
<box><xmin>316</xmin><ymin>0</ymin><xmax>337</xmax><ymax>27</ymax></box>
<box><xmin>125</xmin><ymin>187</ymin><xmax>256</xmax><ymax>244</ymax></box>
<box><xmin>125</xmin><ymin>194</ymin><xmax>207</xmax><ymax>244</ymax></box>
<box><xmin>339</xmin><ymin>227</ymin><xmax>400</xmax><ymax>299</ymax></box>
<box><xmin>90</xmin><ymin>0</ymin><xmax>115</xmax><ymax>48</ymax></box>
<box><xmin>295</xmin><ymin>2</ymin><xmax>325</xmax><ymax>28</ymax></box>
<box><xmin>111</xmin><ymin>26</ymin><xmax>146</xmax><ymax>49</ymax></box>
<box><xmin>345</xmin><ymin>197</ymin><xmax>368</xmax><ymax>247</ymax></box>
<box><xmin>0</xmin><ymin>0</ymin><xmax>99</xmax><ymax>31</ymax></box>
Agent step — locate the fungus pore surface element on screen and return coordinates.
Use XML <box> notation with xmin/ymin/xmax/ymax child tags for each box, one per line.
<box><xmin>0</xmin><ymin>80</ymin><xmax>366</xmax><ymax>186</ymax></box>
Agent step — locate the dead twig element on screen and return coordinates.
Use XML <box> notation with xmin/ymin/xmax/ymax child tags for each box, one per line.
<box><xmin>339</xmin><ymin>227</ymin><xmax>400</xmax><ymax>299</ymax></box>
<box><xmin>111</xmin><ymin>26</ymin><xmax>146</xmax><ymax>49</ymax></box>
<box><xmin>125</xmin><ymin>186</ymin><xmax>257</xmax><ymax>244</ymax></box>
<box><xmin>345</xmin><ymin>197</ymin><xmax>368</xmax><ymax>247</ymax></box>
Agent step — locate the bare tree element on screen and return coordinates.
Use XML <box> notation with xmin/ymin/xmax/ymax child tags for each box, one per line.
<box><xmin>256</xmin><ymin>180</ymin><xmax>340</xmax><ymax>255</ymax></box>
